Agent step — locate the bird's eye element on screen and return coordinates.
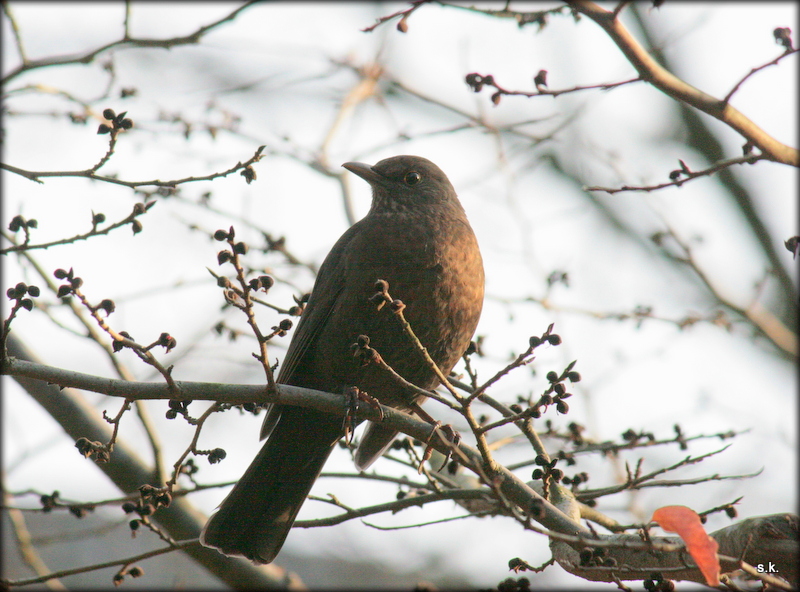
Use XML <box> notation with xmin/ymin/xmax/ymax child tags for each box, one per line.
<box><xmin>404</xmin><ymin>171</ymin><xmax>421</xmax><ymax>185</ymax></box>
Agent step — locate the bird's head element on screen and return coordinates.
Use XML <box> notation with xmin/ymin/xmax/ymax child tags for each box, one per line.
<box><xmin>343</xmin><ymin>155</ymin><xmax>462</xmax><ymax>213</ymax></box>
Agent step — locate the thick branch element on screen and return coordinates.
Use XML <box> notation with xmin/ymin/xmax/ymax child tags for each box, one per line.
<box><xmin>2</xmin><ymin>351</ymin><xmax>588</xmax><ymax>540</ymax></box>
<box><xmin>2</xmin><ymin>334</ymin><xmax>286</xmax><ymax>588</ymax></box>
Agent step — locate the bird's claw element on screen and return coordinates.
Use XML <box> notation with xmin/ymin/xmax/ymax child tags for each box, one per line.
<box><xmin>419</xmin><ymin>422</ymin><xmax>460</xmax><ymax>474</ymax></box>
<box><xmin>342</xmin><ymin>386</ymin><xmax>384</xmax><ymax>445</ymax></box>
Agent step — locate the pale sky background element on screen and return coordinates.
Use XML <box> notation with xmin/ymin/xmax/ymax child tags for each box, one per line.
<box><xmin>3</xmin><ymin>2</ymin><xmax>797</xmax><ymax>589</ymax></box>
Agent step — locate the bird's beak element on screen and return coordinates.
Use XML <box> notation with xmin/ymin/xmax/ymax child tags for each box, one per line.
<box><xmin>342</xmin><ymin>162</ymin><xmax>386</xmax><ymax>187</ymax></box>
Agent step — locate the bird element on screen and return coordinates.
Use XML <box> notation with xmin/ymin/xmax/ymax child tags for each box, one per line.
<box><xmin>200</xmin><ymin>155</ymin><xmax>484</xmax><ymax>564</ymax></box>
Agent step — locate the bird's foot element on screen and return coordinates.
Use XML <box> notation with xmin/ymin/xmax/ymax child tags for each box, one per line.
<box><xmin>419</xmin><ymin>422</ymin><xmax>461</xmax><ymax>474</ymax></box>
<box><xmin>342</xmin><ymin>386</ymin><xmax>384</xmax><ymax>444</ymax></box>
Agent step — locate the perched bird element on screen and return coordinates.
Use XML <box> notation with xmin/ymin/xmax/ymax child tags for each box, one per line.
<box><xmin>201</xmin><ymin>155</ymin><xmax>484</xmax><ymax>564</ymax></box>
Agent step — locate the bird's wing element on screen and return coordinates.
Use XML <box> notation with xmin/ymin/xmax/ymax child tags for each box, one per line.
<box><xmin>260</xmin><ymin>221</ymin><xmax>362</xmax><ymax>439</ymax></box>
<box><xmin>277</xmin><ymin>222</ymin><xmax>362</xmax><ymax>383</ymax></box>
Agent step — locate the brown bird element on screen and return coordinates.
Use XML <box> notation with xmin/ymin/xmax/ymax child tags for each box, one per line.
<box><xmin>200</xmin><ymin>155</ymin><xmax>484</xmax><ymax>564</ymax></box>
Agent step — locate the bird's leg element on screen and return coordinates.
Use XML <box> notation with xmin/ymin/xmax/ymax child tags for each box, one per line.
<box><xmin>409</xmin><ymin>401</ymin><xmax>461</xmax><ymax>473</ymax></box>
<box><xmin>342</xmin><ymin>386</ymin><xmax>384</xmax><ymax>445</ymax></box>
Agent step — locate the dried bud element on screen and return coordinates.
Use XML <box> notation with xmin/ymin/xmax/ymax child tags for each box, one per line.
<box><xmin>112</xmin><ymin>111</ymin><xmax>128</xmax><ymax>126</ymax></box>
<box><xmin>397</xmin><ymin>16</ymin><xmax>408</xmax><ymax>32</ymax></box>
<box><xmin>97</xmin><ymin>124</ymin><xmax>112</xmax><ymax>135</ymax></box>
<box><xmin>465</xmin><ymin>73</ymin><xmax>484</xmax><ymax>92</ymax></box>
<box><xmin>240</xmin><ymin>165</ymin><xmax>256</xmax><ymax>184</ymax></box>
<box><xmin>774</xmin><ymin>27</ymin><xmax>793</xmax><ymax>50</ymax></box>
<box><xmin>158</xmin><ymin>333</ymin><xmax>177</xmax><ymax>352</ymax></box>
<box><xmin>8</xmin><ymin>215</ymin><xmax>25</xmax><ymax>232</ymax></box>
<box><xmin>208</xmin><ymin>448</ymin><xmax>227</xmax><ymax>464</ymax></box>
<box><xmin>546</xmin><ymin>334</ymin><xmax>561</xmax><ymax>346</ymax></box>
<box><xmin>98</xmin><ymin>299</ymin><xmax>116</xmax><ymax>315</ymax></box>
<box><xmin>102</xmin><ymin>108</ymin><xmax>116</xmax><ymax>120</ymax></box>
<box><xmin>128</xmin><ymin>566</ymin><xmax>144</xmax><ymax>578</ymax></box>
<box><xmin>491</xmin><ymin>91</ymin><xmax>502</xmax><ymax>106</ymax></box>
<box><xmin>214</xmin><ymin>229</ymin><xmax>230</xmax><ymax>241</ymax></box>
<box><xmin>534</xmin><ymin>69</ymin><xmax>548</xmax><ymax>88</ymax></box>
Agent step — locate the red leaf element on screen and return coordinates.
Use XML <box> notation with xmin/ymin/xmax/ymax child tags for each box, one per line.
<box><xmin>651</xmin><ymin>505</ymin><xmax>720</xmax><ymax>586</ymax></box>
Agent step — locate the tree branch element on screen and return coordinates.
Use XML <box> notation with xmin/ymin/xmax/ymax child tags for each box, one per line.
<box><xmin>1</xmin><ymin>2</ymin><xmax>259</xmax><ymax>85</ymax></box>
<box><xmin>2</xmin><ymin>334</ymin><xmax>285</xmax><ymax>588</ymax></box>
<box><xmin>566</xmin><ymin>0</ymin><xmax>798</xmax><ymax>167</ymax></box>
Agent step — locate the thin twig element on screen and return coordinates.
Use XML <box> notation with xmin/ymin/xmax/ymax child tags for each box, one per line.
<box><xmin>4</xmin><ymin>540</ymin><xmax>197</xmax><ymax>587</ymax></box>
<box><xmin>724</xmin><ymin>48</ymin><xmax>799</xmax><ymax>104</ymax></box>
<box><xmin>1</xmin><ymin>2</ymin><xmax>258</xmax><ymax>85</ymax></box>
<box><xmin>584</xmin><ymin>154</ymin><xmax>767</xmax><ymax>195</ymax></box>
<box><xmin>1</xmin><ymin>145</ymin><xmax>266</xmax><ymax>189</ymax></box>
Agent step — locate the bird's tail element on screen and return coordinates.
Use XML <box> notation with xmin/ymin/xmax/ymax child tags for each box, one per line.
<box><xmin>200</xmin><ymin>406</ymin><xmax>343</xmax><ymax>564</ymax></box>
